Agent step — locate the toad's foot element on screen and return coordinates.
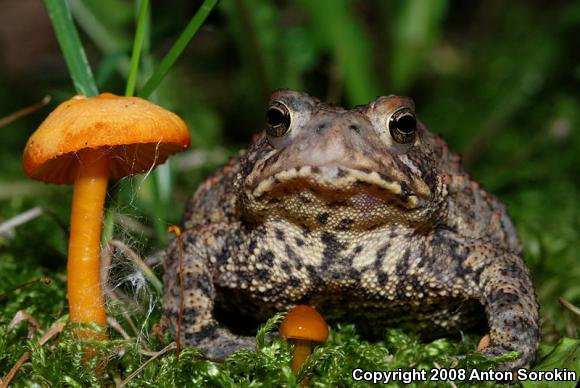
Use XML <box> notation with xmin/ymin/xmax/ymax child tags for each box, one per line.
<box><xmin>194</xmin><ymin>326</ymin><xmax>256</xmax><ymax>361</ymax></box>
<box><xmin>426</xmin><ymin>231</ymin><xmax>540</xmax><ymax>371</ymax></box>
<box><xmin>476</xmin><ymin>252</ymin><xmax>539</xmax><ymax>370</ymax></box>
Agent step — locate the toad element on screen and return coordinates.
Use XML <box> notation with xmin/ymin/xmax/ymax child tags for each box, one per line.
<box><xmin>163</xmin><ymin>89</ymin><xmax>539</xmax><ymax>369</ymax></box>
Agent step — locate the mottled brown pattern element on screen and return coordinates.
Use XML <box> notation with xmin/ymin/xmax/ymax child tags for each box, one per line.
<box><xmin>163</xmin><ymin>89</ymin><xmax>539</xmax><ymax>369</ymax></box>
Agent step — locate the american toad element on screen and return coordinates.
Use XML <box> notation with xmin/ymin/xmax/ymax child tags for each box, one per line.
<box><xmin>163</xmin><ymin>89</ymin><xmax>539</xmax><ymax>369</ymax></box>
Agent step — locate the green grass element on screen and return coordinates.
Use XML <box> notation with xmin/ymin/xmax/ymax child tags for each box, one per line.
<box><xmin>1</xmin><ymin>0</ymin><xmax>579</xmax><ymax>386</ymax></box>
<box><xmin>138</xmin><ymin>0</ymin><xmax>219</xmax><ymax>99</ymax></box>
<box><xmin>43</xmin><ymin>0</ymin><xmax>98</xmax><ymax>96</ymax></box>
<box><xmin>124</xmin><ymin>0</ymin><xmax>149</xmax><ymax>97</ymax></box>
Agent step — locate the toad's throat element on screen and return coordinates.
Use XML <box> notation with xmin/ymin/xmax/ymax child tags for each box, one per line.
<box><xmin>249</xmin><ymin>165</ymin><xmax>420</xmax><ymax>208</ymax></box>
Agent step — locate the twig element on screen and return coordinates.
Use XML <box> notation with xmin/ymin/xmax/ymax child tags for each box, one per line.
<box><xmin>108</xmin><ymin>240</ymin><xmax>163</xmax><ymax>294</ymax></box>
<box><xmin>103</xmin><ymin>288</ymin><xmax>141</xmax><ymax>336</ymax></box>
<box><xmin>114</xmin><ymin>295</ymin><xmax>141</xmax><ymax>337</ymax></box>
<box><xmin>137</xmin><ymin>347</ymin><xmax>167</xmax><ymax>357</ymax></box>
<box><xmin>107</xmin><ymin>288</ymin><xmax>138</xmax><ymax>313</ymax></box>
<box><xmin>39</xmin><ymin>321</ymin><xmax>67</xmax><ymax>345</ymax></box>
<box><xmin>433</xmin><ymin>362</ymin><xmax>458</xmax><ymax>388</ymax></box>
<box><xmin>0</xmin><ymin>206</ymin><xmax>68</xmax><ymax>239</ymax></box>
<box><xmin>167</xmin><ymin>226</ymin><xmax>183</xmax><ymax>362</ymax></box>
<box><xmin>0</xmin><ymin>207</ymin><xmax>44</xmax><ymax>235</ymax></box>
<box><xmin>0</xmin><ymin>278</ymin><xmax>52</xmax><ymax>299</ymax></box>
<box><xmin>104</xmin><ymin>246</ymin><xmax>151</xmax><ymax>336</ymax></box>
<box><xmin>8</xmin><ymin>311</ymin><xmax>41</xmax><ymax>339</ymax></box>
<box><xmin>107</xmin><ymin>317</ymin><xmax>131</xmax><ymax>340</ymax></box>
<box><xmin>117</xmin><ymin>342</ymin><xmax>176</xmax><ymax>388</ymax></box>
<box><xmin>144</xmin><ymin>250</ymin><xmax>164</xmax><ymax>268</ymax></box>
<box><xmin>0</xmin><ymin>96</ymin><xmax>51</xmax><ymax>128</ymax></box>
<box><xmin>100</xmin><ymin>247</ymin><xmax>140</xmax><ymax>337</ymax></box>
<box><xmin>0</xmin><ymin>321</ymin><xmax>65</xmax><ymax>388</ymax></box>
<box><xmin>558</xmin><ymin>297</ymin><xmax>580</xmax><ymax>317</ymax></box>
<box><xmin>101</xmin><ymin>242</ymin><xmax>113</xmax><ymax>295</ymax></box>
<box><xmin>113</xmin><ymin>213</ymin><xmax>154</xmax><ymax>237</ymax></box>
<box><xmin>0</xmin><ymin>353</ymin><xmax>29</xmax><ymax>388</ymax></box>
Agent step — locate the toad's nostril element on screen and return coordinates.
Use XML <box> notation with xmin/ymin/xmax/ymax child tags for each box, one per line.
<box><xmin>349</xmin><ymin>124</ymin><xmax>360</xmax><ymax>134</ymax></box>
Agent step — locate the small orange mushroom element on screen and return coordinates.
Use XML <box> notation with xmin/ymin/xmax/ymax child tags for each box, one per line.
<box><xmin>280</xmin><ymin>305</ymin><xmax>329</xmax><ymax>373</ymax></box>
<box><xmin>22</xmin><ymin>93</ymin><xmax>190</xmax><ymax>333</ymax></box>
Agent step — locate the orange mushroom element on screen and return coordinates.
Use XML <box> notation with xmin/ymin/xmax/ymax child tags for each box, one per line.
<box><xmin>280</xmin><ymin>305</ymin><xmax>329</xmax><ymax>373</ymax></box>
<box><xmin>22</xmin><ymin>93</ymin><xmax>190</xmax><ymax>332</ymax></box>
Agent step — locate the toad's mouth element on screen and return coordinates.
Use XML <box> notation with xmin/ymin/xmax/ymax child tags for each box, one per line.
<box><xmin>249</xmin><ymin>165</ymin><xmax>420</xmax><ymax>208</ymax></box>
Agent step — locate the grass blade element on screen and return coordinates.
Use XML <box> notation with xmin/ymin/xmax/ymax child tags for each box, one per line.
<box><xmin>69</xmin><ymin>0</ymin><xmax>131</xmax><ymax>79</ymax></box>
<box><xmin>43</xmin><ymin>0</ymin><xmax>99</xmax><ymax>96</ymax></box>
<box><xmin>138</xmin><ymin>0</ymin><xmax>219</xmax><ymax>98</ymax></box>
<box><xmin>299</xmin><ymin>0</ymin><xmax>379</xmax><ymax>105</ymax></box>
<box><xmin>389</xmin><ymin>0</ymin><xmax>448</xmax><ymax>92</ymax></box>
<box><xmin>125</xmin><ymin>0</ymin><xmax>150</xmax><ymax>97</ymax></box>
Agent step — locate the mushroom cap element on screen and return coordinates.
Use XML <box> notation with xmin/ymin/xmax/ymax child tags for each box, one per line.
<box><xmin>23</xmin><ymin>93</ymin><xmax>190</xmax><ymax>184</ymax></box>
<box><xmin>280</xmin><ymin>305</ymin><xmax>329</xmax><ymax>342</ymax></box>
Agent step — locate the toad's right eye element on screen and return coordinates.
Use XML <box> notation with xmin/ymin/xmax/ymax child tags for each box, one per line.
<box><xmin>266</xmin><ymin>101</ymin><xmax>291</xmax><ymax>137</ymax></box>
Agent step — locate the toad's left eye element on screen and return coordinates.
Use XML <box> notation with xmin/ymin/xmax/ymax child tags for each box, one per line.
<box><xmin>388</xmin><ymin>108</ymin><xmax>416</xmax><ymax>144</ymax></box>
<box><xmin>266</xmin><ymin>101</ymin><xmax>291</xmax><ymax>137</ymax></box>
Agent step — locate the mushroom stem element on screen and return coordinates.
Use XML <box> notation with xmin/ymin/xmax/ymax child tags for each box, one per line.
<box><xmin>290</xmin><ymin>339</ymin><xmax>312</xmax><ymax>373</ymax></box>
<box><xmin>67</xmin><ymin>148</ymin><xmax>108</xmax><ymax>327</ymax></box>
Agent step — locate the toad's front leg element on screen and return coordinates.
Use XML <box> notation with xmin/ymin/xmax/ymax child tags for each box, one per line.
<box><xmin>163</xmin><ymin>223</ymin><xmax>255</xmax><ymax>360</ymax></box>
<box><xmin>470</xmin><ymin>248</ymin><xmax>539</xmax><ymax>370</ymax></box>
<box><xmin>427</xmin><ymin>232</ymin><xmax>540</xmax><ymax>370</ymax></box>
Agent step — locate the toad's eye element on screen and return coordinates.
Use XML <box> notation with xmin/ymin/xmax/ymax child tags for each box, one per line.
<box><xmin>266</xmin><ymin>102</ymin><xmax>291</xmax><ymax>137</ymax></box>
<box><xmin>389</xmin><ymin>108</ymin><xmax>416</xmax><ymax>144</ymax></box>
